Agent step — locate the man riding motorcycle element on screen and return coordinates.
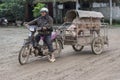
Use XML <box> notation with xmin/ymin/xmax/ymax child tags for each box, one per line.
<box><xmin>24</xmin><ymin>7</ymin><xmax>55</xmax><ymax>62</ymax></box>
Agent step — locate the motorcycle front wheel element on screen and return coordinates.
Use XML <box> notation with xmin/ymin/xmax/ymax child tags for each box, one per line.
<box><xmin>18</xmin><ymin>45</ymin><xmax>30</xmax><ymax>65</ymax></box>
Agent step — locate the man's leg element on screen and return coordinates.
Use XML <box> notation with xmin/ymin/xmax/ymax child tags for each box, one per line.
<box><xmin>44</xmin><ymin>35</ymin><xmax>55</xmax><ymax>62</ymax></box>
<box><xmin>43</xmin><ymin>35</ymin><xmax>54</xmax><ymax>52</ymax></box>
<box><xmin>34</xmin><ymin>33</ymin><xmax>41</xmax><ymax>47</ymax></box>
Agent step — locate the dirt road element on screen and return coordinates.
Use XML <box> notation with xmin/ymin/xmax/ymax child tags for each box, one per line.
<box><xmin>0</xmin><ymin>27</ymin><xmax>120</xmax><ymax>80</ymax></box>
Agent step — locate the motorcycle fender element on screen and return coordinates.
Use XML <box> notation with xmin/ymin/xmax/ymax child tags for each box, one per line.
<box><xmin>55</xmin><ymin>36</ymin><xmax>64</xmax><ymax>49</ymax></box>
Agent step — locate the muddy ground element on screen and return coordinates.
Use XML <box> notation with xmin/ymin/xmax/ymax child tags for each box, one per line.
<box><xmin>0</xmin><ymin>27</ymin><xmax>120</xmax><ymax>80</ymax></box>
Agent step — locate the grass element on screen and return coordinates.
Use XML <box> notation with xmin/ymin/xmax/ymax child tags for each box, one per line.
<box><xmin>112</xmin><ymin>24</ymin><xmax>120</xmax><ymax>27</ymax></box>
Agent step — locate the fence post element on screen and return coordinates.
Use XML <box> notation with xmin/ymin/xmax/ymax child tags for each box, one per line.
<box><xmin>109</xmin><ymin>0</ymin><xmax>112</xmax><ymax>25</ymax></box>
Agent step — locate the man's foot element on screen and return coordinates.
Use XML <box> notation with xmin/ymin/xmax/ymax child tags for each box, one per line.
<box><xmin>48</xmin><ymin>54</ymin><xmax>56</xmax><ymax>62</ymax></box>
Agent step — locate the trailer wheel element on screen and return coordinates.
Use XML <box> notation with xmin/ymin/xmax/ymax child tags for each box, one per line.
<box><xmin>91</xmin><ymin>37</ymin><xmax>104</xmax><ymax>55</ymax></box>
<box><xmin>72</xmin><ymin>44</ymin><xmax>84</xmax><ymax>52</ymax></box>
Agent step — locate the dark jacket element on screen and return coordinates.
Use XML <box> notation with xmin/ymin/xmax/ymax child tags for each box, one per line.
<box><xmin>27</xmin><ymin>15</ymin><xmax>53</xmax><ymax>35</ymax></box>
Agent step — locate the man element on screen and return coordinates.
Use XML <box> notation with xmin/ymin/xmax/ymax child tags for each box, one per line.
<box><xmin>24</xmin><ymin>7</ymin><xmax>55</xmax><ymax>62</ymax></box>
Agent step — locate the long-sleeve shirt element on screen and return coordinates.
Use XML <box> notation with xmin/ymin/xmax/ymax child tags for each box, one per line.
<box><xmin>27</xmin><ymin>15</ymin><xmax>53</xmax><ymax>35</ymax></box>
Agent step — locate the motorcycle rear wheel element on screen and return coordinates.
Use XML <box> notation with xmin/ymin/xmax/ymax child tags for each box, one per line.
<box><xmin>53</xmin><ymin>39</ymin><xmax>62</xmax><ymax>58</ymax></box>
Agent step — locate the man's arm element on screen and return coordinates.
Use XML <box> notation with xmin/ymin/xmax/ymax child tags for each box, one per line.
<box><xmin>44</xmin><ymin>16</ymin><xmax>53</xmax><ymax>30</ymax></box>
<box><xmin>24</xmin><ymin>19</ymin><xmax>37</xmax><ymax>29</ymax></box>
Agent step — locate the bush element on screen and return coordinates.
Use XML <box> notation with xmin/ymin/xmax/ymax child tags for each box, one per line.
<box><xmin>0</xmin><ymin>0</ymin><xmax>25</xmax><ymax>21</ymax></box>
<box><xmin>32</xmin><ymin>3</ymin><xmax>45</xmax><ymax>18</ymax></box>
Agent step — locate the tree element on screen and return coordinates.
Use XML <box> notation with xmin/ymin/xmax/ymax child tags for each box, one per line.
<box><xmin>32</xmin><ymin>3</ymin><xmax>45</xmax><ymax>18</ymax></box>
<box><xmin>0</xmin><ymin>0</ymin><xmax>26</xmax><ymax>21</ymax></box>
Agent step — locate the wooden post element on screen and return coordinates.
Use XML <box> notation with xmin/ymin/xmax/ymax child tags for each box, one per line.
<box><xmin>110</xmin><ymin>0</ymin><xmax>112</xmax><ymax>25</ymax></box>
<box><xmin>25</xmin><ymin>0</ymin><xmax>29</xmax><ymax>21</ymax></box>
<box><xmin>53</xmin><ymin>0</ymin><xmax>57</xmax><ymax>23</ymax></box>
<box><xmin>76</xmin><ymin>0</ymin><xmax>79</xmax><ymax>10</ymax></box>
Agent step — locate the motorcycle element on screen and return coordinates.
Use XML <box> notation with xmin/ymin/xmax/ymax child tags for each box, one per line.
<box><xmin>18</xmin><ymin>26</ymin><xmax>63</xmax><ymax>65</ymax></box>
<box><xmin>0</xmin><ymin>18</ymin><xmax>8</xmax><ymax>26</ymax></box>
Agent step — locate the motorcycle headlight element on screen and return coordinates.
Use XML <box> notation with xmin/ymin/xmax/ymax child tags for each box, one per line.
<box><xmin>4</xmin><ymin>19</ymin><xmax>8</xmax><ymax>23</ymax></box>
<box><xmin>29</xmin><ymin>27</ymin><xmax>35</xmax><ymax>32</ymax></box>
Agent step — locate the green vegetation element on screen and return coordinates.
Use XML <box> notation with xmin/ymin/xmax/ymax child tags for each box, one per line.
<box><xmin>0</xmin><ymin>0</ymin><xmax>44</xmax><ymax>21</ymax></box>
<box><xmin>0</xmin><ymin>0</ymin><xmax>26</xmax><ymax>21</ymax></box>
<box><xmin>111</xmin><ymin>20</ymin><xmax>120</xmax><ymax>27</ymax></box>
<box><xmin>104</xmin><ymin>19</ymin><xmax>120</xmax><ymax>27</ymax></box>
<box><xmin>32</xmin><ymin>3</ymin><xmax>45</xmax><ymax>18</ymax></box>
<box><xmin>112</xmin><ymin>24</ymin><xmax>120</xmax><ymax>27</ymax></box>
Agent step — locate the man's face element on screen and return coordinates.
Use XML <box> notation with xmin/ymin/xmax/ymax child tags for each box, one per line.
<box><xmin>41</xmin><ymin>12</ymin><xmax>47</xmax><ymax>16</ymax></box>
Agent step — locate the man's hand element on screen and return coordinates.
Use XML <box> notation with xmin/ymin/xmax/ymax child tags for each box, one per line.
<box><xmin>42</xmin><ymin>27</ymin><xmax>47</xmax><ymax>30</ymax></box>
<box><xmin>23</xmin><ymin>22</ymin><xmax>29</xmax><ymax>28</ymax></box>
<box><xmin>23</xmin><ymin>22</ymin><xmax>30</xmax><ymax>30</ymax></box>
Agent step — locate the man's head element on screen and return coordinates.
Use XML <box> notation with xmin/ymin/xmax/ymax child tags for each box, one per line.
<box><xmin>40</xmin><ymin>7</ymin><xmax>49</xmax><ymax>16</ymax></box>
